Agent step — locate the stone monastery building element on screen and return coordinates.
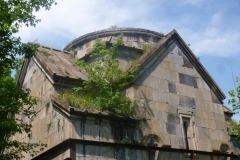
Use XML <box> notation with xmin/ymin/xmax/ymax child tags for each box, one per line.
<box><xmin>16</xmin><ymin>28</ymin><xmax>240</xmax><ymax>159</ymax></box>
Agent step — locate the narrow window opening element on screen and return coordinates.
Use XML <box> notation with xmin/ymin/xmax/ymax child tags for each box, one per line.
<box><xmin>181</xmin><ymin>116</ymin><xmax>191</xmax><ymax>150</ymax></box>
<box><xmin>183</xmin><ymin>121</ymin><xmax>189</xmax><ymax>150</ymax></box>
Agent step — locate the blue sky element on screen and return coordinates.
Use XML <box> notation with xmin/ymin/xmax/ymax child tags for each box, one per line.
<box><xmin>18</xmin><ymin>0</ymin><xmax>240</xmax><ymax>120</ymax></box>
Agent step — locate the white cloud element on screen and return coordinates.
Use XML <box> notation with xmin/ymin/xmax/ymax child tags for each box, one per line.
<box><xmin>18</xmin><ymin>0</ymin><xmax>163</xmax><ymax>46</ymax></box>
<box><xmin>182</xmin><ymin>27</ymin><xmax>240</xmax><ymax>57</ymax></box>
<box><xmin>17</xmin><ymin>0</ymin><xmax>240</xmax><ymax>57</ymax></box>
<box><xmin>178</xmin><ymin>12</ymin><xmax>240</xmax><ymax>57</ymax></box>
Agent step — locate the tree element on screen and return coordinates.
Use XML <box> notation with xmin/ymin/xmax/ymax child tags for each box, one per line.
<box><xmin>229</xmin><ymin>77</ymin><xmax>240</xmax><ymax>112</ymax></box>
<box><xmin>0</xmin><ymin>0</ymin><xmax>56</xmax><ymax>159</ymax></box>
<box><xmin>60</xmin><ymin>35</ymin><xmax>139</xmax><ymax>116</ymax></box>
<box><xmin>228</xmin><ymin>77</ymin><xmax>240</xmax><ymax>140</ymax></box>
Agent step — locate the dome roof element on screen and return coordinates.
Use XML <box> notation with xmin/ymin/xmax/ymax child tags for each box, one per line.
<box><xmin>64</xmin><ymin>28</ymin><xmax>164</xmax><ymax>50</ymax></box>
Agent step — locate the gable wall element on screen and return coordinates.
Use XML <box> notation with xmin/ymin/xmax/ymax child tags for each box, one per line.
<box><xmin>15</xmin><ymin>58</ymin><xmax>72</xmax><ymax>159</ymax></box>
<box><xmin>126</xmin><ymin>41</ymin><xmax>230</xmax><ymax>152</ymax></box>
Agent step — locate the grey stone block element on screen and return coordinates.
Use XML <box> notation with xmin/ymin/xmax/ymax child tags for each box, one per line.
<box><xmin>83</xmin><ymin>124</ymin><xmax>100</xmax><ymax>141</ymax></box>
<box><xmin>211</xmin><ymin>91</ymin><xmax>221</xmax><ymax>104</ymax></box>
<box><xmin>168</xmin><ymin>81</ymin><xmax>177</xmax><ymax>94</ymax></box>
<box><xmin>179</xmin><ymin>73</ymin><xmax>197</xmax><ymax>88</ymax></box>
<box><xmin>166</xmin><ymin>122</ymin><xmax>182</xmax><ymax>135</ymax></box>
<box><xmin>179</xmin><ymin>95</ymin><xmax>196</xmax><ymax>109</ymax></box>
<box><xmin>202</xmin><ymin>90</ymin><xmax>212</xmax><ymax>102</ymax></box>
<box><xmin>194</xmin><ymin>117</ymin><xmax>202</xmax><ymax>127</ymax></box>
<box><xmin>170</xmin><ymin>135</ymin><xmax>180</xmax><ymax>148</ymax></box>
<box><xmin>168</xmin><ymin>93</ymin><xmax>179</xmax><ymax>106</ymax></box>
<box><xmin>101</xmin><ymin>126</ymin><xmax>114</xmax><ymax>142</ymax></box>
<box><xmin>196</xmin><ymin>138</ymin><xmax>212</xmax><ymax>151</ymax></box>
<box><xmin>164</xmin><ymin>69</ymin><xmax>179</xmax><ymax>83</ymax></box>
<box><xmin>166</xmin><ymin>122</ymin><xmax>177</xmax><ymax>135</ymax></box>
<box><xmin>168</xmin><ymin>105</ymin><xmax>177</xmax><ymax>114</ymax></box>
<box><xmin>167</xmin><ymin>113</ymin><xmax>180</xmax><ymax>123</ymax></box>
<box><xmin>183</xmin><ymin>57</ymin><xmax>193</xmax><ymax>69</ymax></box>
<box><xmin>173</xmin><ymin>54</ymin><xmax>184</xmax><ymax>66</ymax></box>
<box><xmin>196</xmin><ymin>127</ymin><xmax>210</xmax><ymax>138</ymax></box>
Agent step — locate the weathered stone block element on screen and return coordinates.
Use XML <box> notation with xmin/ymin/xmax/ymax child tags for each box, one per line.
<box><xmin>175</xmin><ymin>83</ymin><xmax>185</xmax><ymax>95</ymax></box>
<box><xmin>183</xmin><ymin>57</ymin><xmax>193</xmax><ymax>68</ymax></box>
<box><xmin>184</xmin><ymin>67</ymin><xmax>195</xmax><ymax>76</ymax></box>
<box><xmin>198</xmin><ymin>155</ymin><xmax>212</xmax><ymax>160</ymax></box>
<box><xmin>202</xmin><ymin>90</ymin><xmax>212</xmax><ymax>102</ymax></box>
<box><xmin>166</xmin><ymin>122</ymin><xmax>176</xmax><ymax>135</ymax></box>
<box><xmin>211</xmin><ymin>91</ymin><xmax>221</xmax><ymax>104</ymax></box>
<box><xmin>159</xmin><ymin>78</ymin><xmax>168</xmax><ymax>92</ymax></box>
<box><xmin>210</xmin><ymin>129</ymin><xmax>221</xmax><ymax>140</ymax></box>
<box><xmin>170</xmin><ymin>135</ymin><xmax>180</xmax><ymax>148</ymax></box>
<box><xmin>176</xmin><ymin>65</ymin><xmax>185</xmax><ymax>74</ymax></box>
<box><xmin>156</xmin><ymin>90</ymin><xmax>168</xmax><ymax>103</ymax></box>
<box><xmin>173</xmin><ymin>54</ymin><xmax>184</xmax><ymax>66</ymax></box>
<box><xmin>178</xmin><ymin>137</ymin><xmax>185</xmax><ymax>149</ymax></box>
<box><xmin>202</xmin><ymin>80</ymin><xmax>211</xmax><ymax>91</ymax></box>
<box><xmin>185</xmin><ymin>85</ymin><xmax>198</xmax><ymax>98</ymax></box>
<box><xmin>166</xmin><ymin>122</ymin><xmax>182</xmax><ymax>135</ymax></box>
<box><xmin>133</xmin><ymin>85</ymin><xmax>152</xmax><ymax>100</ymax></box>
<box><xmin>194</xmin><ymin>109</ymin><xmax>203</xmax><ymax>118</ymax></box>
<box><xmin>156</xmin><ymin>122</ymin><xmax>168</xmax><ymax>134</ymax></box>
<box><xmin>101</xmin><ymin>126</ymin><xmax>114</xmax><ymax>142</ymax></box>
<box><xmin>202</xmin><ymin>111</ymin><xmax>213</xmax><ymax>120</ymax></box>
<box><xmin>164</xmin><ymin>69</ymin><xmax>179</xmax><ymax>83</ymax></box>
<box><xmin>179</xmin><ymin>95</ymin><xmax>196</xmax><ymax>109</ymax></box>
<box><xmin>168</xmin><ymin>81</ymin><xmax>177</xmax><ymax>94</ymax></box>
<box><xmin>158</xmin><ymin>102</ymin><xmax>169</xmax><ymax>112</ymax></box>
<box><xmin>152</xmin><ymin>110</ymin><xmax>168</xmax><ymax>122</ymax></box>
<box><xmin>169</xmin><ymin>63</ymin><xmax>177</xmax><ymax>71</ymax></box>
<box><xmin>167</xmin><ymin>113</ymin><xmax>180</xmax><ymax>123</ymax></box>
<box><xmin>168</xmin><ymin>93</ymin><xmax>179</xmax><ymax>106</ymax></box>
<box><xmin>179</xmin><ymin>73</ymin><xmax>197</xmax><ymax>88</ymax></box>
<box><xmin>161</xmin><ymin>60</ymin><xmax>170</xmax><ymax>70</ymax></box>
<box><xmin>100</xmin><ymin>146</ymin><xmax>114</xmax><ymax>158</ymax></box>
<box><xmin>168</xmin><ymin>105</ymin><xmax>177</xmax><ymax>114</ymax></box>
<box><xmin>72</xmin><ymin>121</ymin><xmax>84</xmax><ymax>139</ymax></box>
<box><xmin>195</xmin><ymin>127</ymin><xmax>210</xmax><ymax>138</ymax></box>
<box><xmin>144</xmin><ymin>76</ymin><xmax>160</xmax><ymax>89</ymax></box>
<box><xmin>196</xmin><ymin>138</ymin><xmax>212</xmax><ymax>151</ymax></box>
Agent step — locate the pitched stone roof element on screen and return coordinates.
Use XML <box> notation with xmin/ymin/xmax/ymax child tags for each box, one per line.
<box><xmin>18</xmin><ymin>28</ymin><xmax>226</xmax><ymax>102</ymax></box>
<box><xmin>35</xmin><ymin>45</ymin><xmax>87</xmax><ymax>80</ymax></box>
<box><xmin>223</xmin><ymin>105</ymin><xmax>234</xmax><ymax>114</ymax></box>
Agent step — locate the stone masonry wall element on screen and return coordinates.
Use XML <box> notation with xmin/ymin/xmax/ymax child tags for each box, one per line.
<box><xmin>72</xmin><ymin>34</ymin><xmax>159</xmax><ymax>72</ymax></box>
<box><xmin>15</xmin><ymin>58</ymin><xmax>72</xmax><ymax>159</ymax></box>
<box><xmin>125</xmin><ymin>41</ymin><xmax>230</xmax><ymax>153</ymax></box>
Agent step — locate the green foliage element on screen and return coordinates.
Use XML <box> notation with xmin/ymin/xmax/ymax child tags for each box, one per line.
<box><xmin>142</xmin><ymin>45</ymin><xmax>154</xmax><ymax>54</ymax></box>
<box><xmin>121</xmin><ymin>136</ymin><xmax>132</xmax><ymax>144</ymax></box>
<box><xmin>0</xmin><ymin>0</ymin><xmax>56</xmax><ymax>159</ymax></box>
<box><xmin>57</xmin><ymin>93</ymin><xmax>83</xmax><ymax>108</ymax></box>
<box><xmin>109</xmin><ymin>25</ymin><xmax>118</xmax><ymax>29</ymax></box>
<box><xmin>0</xmin><ymin>67</ymin><xmax>46</xmax><ymax>159</ymax></box>
<box><xmin>228</xmin><ymin>77</ymin><xmax>240</xmax><ymax>112</ymax></box>
<box><xmin>68</xmin><ymin>48</ymin><xmax>77</xmax><ymax>57</ymax></box>
<box><xmin>229</xmin><ymin>119</ymin><xmax>240</xmax><ymax>140</ymax></box>
<box><xmin>41</xmin><ymin>49</ymin><xmax>51</xmax><ymax>56</ymax></box>
<box><xmin>63</xmin><ymin>35</ymin><xmax>139</xmax><ymax>116</ymax></box>
<box><xmin>228</xmin><ymin>77</ymin><xmax>240</xmax><ymax>140</ymax></box>
<box><xmin>65</xmin><ymin>69</ymin><xmax>70</xmax><ymax>75</ymax></box>
<box><xmin>0</xmin><ymin>0</ymin><xmax>55</xmax><ymax>73</ymax></box>
<box><xmin>33</xmin><ymin>69</ymin><xmax>37</xmax><ymax>74</ymax></box>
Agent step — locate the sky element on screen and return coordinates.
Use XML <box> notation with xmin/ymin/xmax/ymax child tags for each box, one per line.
<box><xmin>17</xmin><ymin>0</ymin><xmax>240</xmax><ymax>120</ymax></box>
